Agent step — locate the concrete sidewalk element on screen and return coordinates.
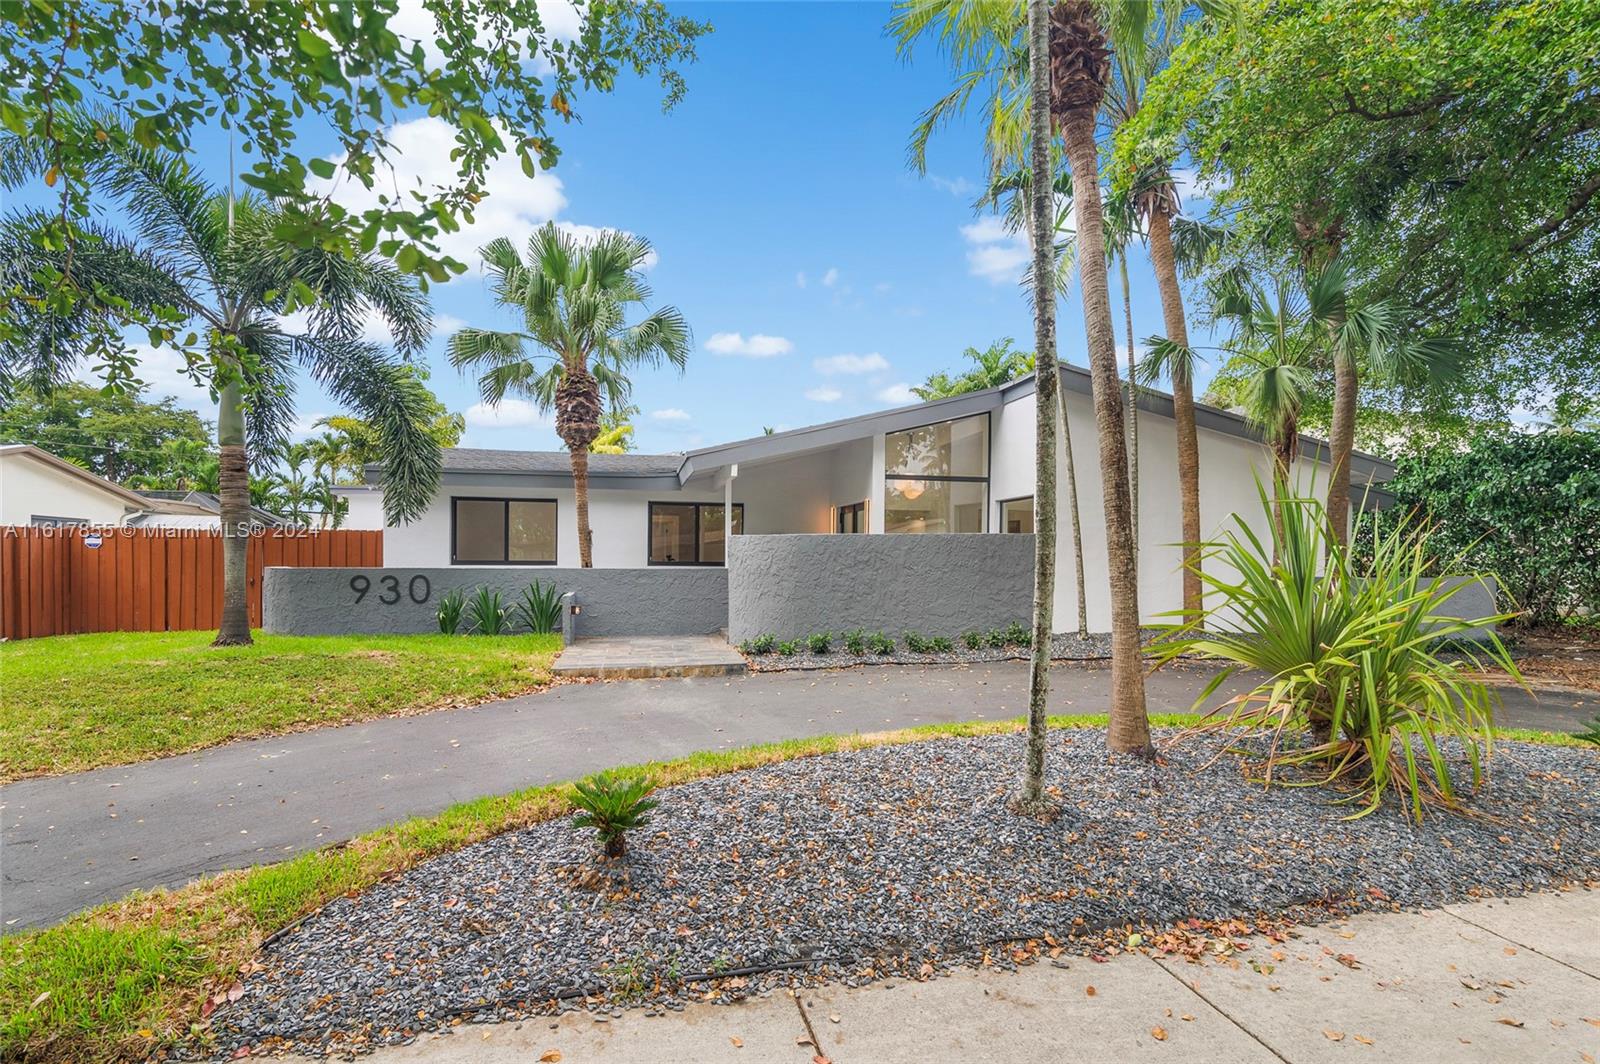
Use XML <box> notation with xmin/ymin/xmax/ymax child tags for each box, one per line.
<box><xmin>286</xmin><ymin>890</ymin><xmax>1600</xmax><ymax>1063</ymax></box>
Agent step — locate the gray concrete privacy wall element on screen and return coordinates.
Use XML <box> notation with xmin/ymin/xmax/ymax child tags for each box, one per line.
<box><xmin>262</xmin><ymin>567</ymin><xmax>728</xmax><ymax>637</ymax></box>
<box><xmin>727</xmin><ymin>533</ymin><xmax>1035</xmax><ymax>643</ymax></box>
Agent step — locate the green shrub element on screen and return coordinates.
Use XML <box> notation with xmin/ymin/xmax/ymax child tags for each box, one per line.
<box><xmin>868</xmin><ymin>631</ymin><xmax>895</xmax><ymax>655</ymax></box>
<box><xmin>740</xmin><ymin>633</ymin><xmax>777</xmax><ymax>654</ymax></box>
<box><xmin>1155</xmin><ymin>482</ymin><xmax>1518</xmax><ymax>821</ymax></box>
<box><xmin>436</xmin><ymin>588</ymin><xmax>467</xmax><ymax>635</ymax></box>
<box><xmin>465</xmin><ymin>586</ymin><xmax>510</xmax><ymax>635</ymax></box>
<box><xmin>1003</xmin><ymin>621</ymin><xmax>1032</xmax><ymax>647</ymax></box>
<box><xmin>515</xmin><ymin>580</ymin><xmax>564</xmax><ymax>635</ymax></box>
<box><xmin>985</xmin><ymin>627</ymin><xmax>1008</xmax><ymax>648</ymax></box>
<box><xmin>570</xmin><ymin>771</ymin><xmax>659</xmax><ymax>859</ymax></box>
<box><xmin>776</xmin><ymin>639</ymin><xmax>801</xmax><ymax>656</ymax></box>
<box><xmin>904</xmin><ymin>631</ymin><xmax>931</xmax><ymax>653</ymax></box>
<box><xmin>930</xmin><ymin>635</ymin><xmax>955</xmax><ymax>653</ymax></box>
<box><xmin>843</xmin><ymin>628</ymin><xmax>867</xmax><ymax>655</ymax></box>
<box><xmin>962</xmin><ymin>630</ymin><xmax>984</xmax><ymax>650</ymax></box>
<box><xmin>806</xmin><ymin>632</ymin><xmax>832</xmax><ymax>654</ymax></box>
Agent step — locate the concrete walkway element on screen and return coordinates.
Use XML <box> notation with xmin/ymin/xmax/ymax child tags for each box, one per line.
<box><xmin>2</xmin><ymin>661</ymin><xmax>1591</xmax><ymax>929</ymax></box>
<box><xmin>552</xmin><ymin>635</ymin><xmax>747</xmax><ymax>679</ymax></box>
<box><xmin>281</xmin><ymin>890</ymin><xmax>1600</xmax><ymax>1063</ymax></box>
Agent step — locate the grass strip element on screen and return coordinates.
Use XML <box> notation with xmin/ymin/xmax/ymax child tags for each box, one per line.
<box><xmin>0</xmin><ymin>713</ymin><xmax>1585</xmax><ymax>1063</ymax></box>
<box><xmin>0</xmin><ymin>631</ymin><xmax>561</xmax><ymax>781</ymax></box>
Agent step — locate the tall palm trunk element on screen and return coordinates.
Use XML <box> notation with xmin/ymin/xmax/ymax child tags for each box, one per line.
<box><xmin>1118</xmin><ymin>248</ymin><xmax>1138</xmax><ymax>560</ymax></box>
<box><xmin>556</xmin><ymin>366</ymin><xmax>603</xmax><ymax>567</ymax></box>
<box><xmin>1052</xmin><ymin>0</ymin><xmax>1151</xmax><ymax>757</ymax></box>
<box><xmin>1019</xmin><ymin>0</ymin><xmax>1058</xmax><ymax>811</ymax></box>
<box><xmin>1271</xmin><ymin>416</ymin><xmax>1300</xmax><ymax>557</ymax></box>
<box><xmin>1060</xmin><ymin>387</ymin><xmax>1089</xmax><ymax>636</ymax></box>
<box><xmin>1326</xmin><ymin>351</ymin><xmax>1358</xmax><ymax>547</ymax></box>
<box><xmin>1145</xmin><ymin>207</ymin><xmax>1201</xmax><ymax>619</ymax></box>
<box><xmin>214</xmin><ymin>367</ymin><xmax>253</xmax><ymax>646</ymax></box>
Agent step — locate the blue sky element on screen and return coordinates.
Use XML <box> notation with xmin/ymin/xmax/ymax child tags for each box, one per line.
<box><xmin>34</xmin><ymin>1</ymin><xmax>1219</xmax><ymax>455</ymax></box>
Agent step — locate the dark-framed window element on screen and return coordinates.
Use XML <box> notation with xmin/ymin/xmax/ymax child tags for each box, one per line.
<box><xmin>998</xmin><ymin>495</ymin><xmax>1034</xmax><ymax>534</ymax></box>
<box><xmin>884</xmin><ymin>412</ymin><xmax>989</xmax><ymax>533</ymax></box>
<box><xmin>649</xmin><ymin>501</ymin><xmax>744</xmax><ymax>565</ymax></box>
<box><xmin>451</xmin><ymin>497</ymin><xmax>557</xmax><ymax>564</ymax></box>
<box><xmin>836</xmin><ymin>501</ymin><xmax>866</xmax><ymax>534</ymax></box>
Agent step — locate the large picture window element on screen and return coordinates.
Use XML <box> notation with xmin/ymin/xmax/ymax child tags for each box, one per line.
<box><xmin>649</xmin><ymin>502</ymin><xmax>744</xmax><ymax>565</ymax></box>
<box><xmin>451</xmin><ymin>497</ymin><xmax>557</xmax><ymax>564</ymax></box>
<box><xmin>884</xmin><ymin>413</ymin><xmax>988</xmax><ymax>533</ymax></box>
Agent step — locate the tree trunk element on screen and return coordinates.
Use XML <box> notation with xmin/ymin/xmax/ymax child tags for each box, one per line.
<box><xmin>1060</xmin><ymin>389</ymin><xmax>1088</xmax><ymax>637</ymax></box>
<box><xmin>1145</xmin><ymin>207</ymin><xmax>1202</xmax><ymax>619</ymax></box>
<box><xmin>1271</xmin><ymin>416</ymin><xmax>1301</xmax><ymax>560</ymax></box>
<box><xmin>1019</xmin><ymin>0</ymin><xmax>1058</xmax><ymax>812</ymax></box>
<box><xmin>555</xmin><ymin>367</ymin><xmax>603</xmax><ymax>568</ymax></box>
<box><xmin>1060</xmin><ymin>104</ymin><xmax>1152</xmax><ymax>758</ymax></box>
<box><xmin>1119</xmin><ymin>248</ymin><xmax>1138</xmax><ymax>562</ymax></box>
<box><xmin>1326</xmin><ymin>349</ymin><xmax>1358</xmax><ymax>548</ymax></box>
<box><xmin>214</xmin><ymin>372</ymin><xmax>253</xmax><ymax>646</ymax></box>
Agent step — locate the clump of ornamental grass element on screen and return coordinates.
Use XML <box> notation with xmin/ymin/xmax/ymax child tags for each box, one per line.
<box><xmin>1153</xmin><ymin>481</ymin><xmax>1519</xmax><ymax>821</ymax></box>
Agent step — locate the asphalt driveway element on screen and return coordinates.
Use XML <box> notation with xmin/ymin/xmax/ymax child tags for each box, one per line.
<box><xmin>2</xmin><ymin>660</ymin><xmax>1591</xmax><ymax>930</ymax></box>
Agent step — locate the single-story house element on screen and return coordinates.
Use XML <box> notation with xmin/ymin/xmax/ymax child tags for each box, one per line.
<box><xmin>0</xmin><ymin>444</ymin><xmax>218</xmax><ymax>527</ymax></box>
<box><xmin>339</xmin><ymin>365</ymin><xmax>1394</xmax><ymax>630</ymax></box>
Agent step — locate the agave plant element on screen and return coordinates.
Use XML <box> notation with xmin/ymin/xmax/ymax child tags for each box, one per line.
<box><xmin>516</xmin><ymin>580</ymin><xmax>564</xmax><ymax>635</ymax></box>
<box><xmin>465</xmin><ymin>586</ymin><xmax>510</xmax><ymax>636</ymax></box>
<box><xmin>1154</xmin><ymin>481</ymin><xmax>1519</xmax><ymax>821</ymax></box>
<box><xmin>436</xmin><ymin>587</ymin><xmax>467</xmax><ymax>635</ymax></box>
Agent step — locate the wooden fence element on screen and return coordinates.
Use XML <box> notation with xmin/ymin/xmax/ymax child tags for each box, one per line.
<box><xmin>0</xmin><ymin>527</ymin><xmax>382</xmax><ymax>640</ymax></box>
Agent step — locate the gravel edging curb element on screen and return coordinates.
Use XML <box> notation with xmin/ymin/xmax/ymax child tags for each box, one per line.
<box><xmin>206</xmin><ymin>730</ymin><xmax>1600</xmax><ymax>1061</ymax></box>
<box><xmin>745</xmin><ymin>630</ymin><xmax>1149</xmax><ymax>672</ymax></box>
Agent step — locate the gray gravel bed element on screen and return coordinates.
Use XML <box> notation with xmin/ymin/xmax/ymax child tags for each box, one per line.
<box><xmin>207</xmin><ymin>732</ymin><xmax>1599</xmax><ymax>1060</ymax></box>
<box><xmin>745</xmin><ymin>629</ymin><xmax>1149</xmax><ymax>672</ymax></box>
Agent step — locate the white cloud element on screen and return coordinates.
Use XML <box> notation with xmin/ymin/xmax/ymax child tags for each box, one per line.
<box><xmin>876</xmin><ymin>383</ymin><xmax>919</xmax><ymax>406</ymax></box>
<box><xmin>705</xmin><ymin>332</ymin><xmax>794</xmax><ymax>358</ymax></box>
<box><xmin>650</xmin><ymin>408</ymin><xmax>691</xmax><ymax>422</ymax></box>
<box><xmin>814</xmin><ymin>352</ymin><xmax>889</xmax><ymax>376</ymax></box>
<box><xmin>929</xmin><ymin>174</ymin><xmax>976</xmax><ymax>197</ymax></box>
<box><xmin>76</xmin><ymin>343</ymin><xmax>213</xmax><ymax>412</ymax></box>
<box><xmin>795</xmin><ymin>271</ymin><xmax>807</xmax><ymax>289</ymax></box>
<box><xmin>821</xmin><ymin>267</ymin><xmax>840</xmax><ymax>288</ymax></box>
<box><xmin>804</xmin><ymin>387</ymin><xmax>843</xmax><ymax>403</ymax></box>
<box><xmin>465</xmin><ymin>398</ymin><xmax>548</xmax><ymax>428</ymax></box>
<box><xmin>960</xmin><ymin>215</ymin><xmax>1031</xmax><ymax>285</ymax></box>
<box><xmin>386</xmin><ymin>0</ymin><xmax>583</xmax><ymax>66</ymax></box>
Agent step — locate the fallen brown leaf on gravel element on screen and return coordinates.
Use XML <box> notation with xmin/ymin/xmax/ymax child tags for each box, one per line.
<box><xmin>1495</xmin><ymin>1018</ymin><xmax>1524</xmax><ymax>1028</ymax></box>
<box><xmin>729</xmin><ymin>1036</ymin><xmax>743</xmax><ymax>1048</ymax></box>
<box><xmin>1335</xmin><ymin>953</ymin><xmax>1360</xmax><ymax>969</ymax></box>
<box><xmin>1354</xmin><ymin>1035</ymin><xmax>1374</xmax><ymax>1045</ymax></box>
<box><xmin>1151</xmin><ymin>1026</ymin><xmax>1168</xmax><ymax>1041</ymax></box>
<box><xmin>1323</xmin><ymin>1029</ymin><xmax>1345</xmax><ymax>1041</ymax></box>
<box><xmin>539</xmin><ymin>1052</ymin><xmax>561</xmax><ymax>1063</ymax></box>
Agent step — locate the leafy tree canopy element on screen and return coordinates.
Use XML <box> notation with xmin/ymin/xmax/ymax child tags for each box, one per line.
<box><xmin>912</xmin><ymin>338</ymin><xmax>1035</xmax><ymax>400</ymax></box>
<box><xmin>1126</xmin><ymin>0</ymin><xmax>1600</xmax><ymax>425</ymax></box>
<box><xmin>1359</xmin><ymin>430</ymin><xmax>1600</xmax><ymax>625</ymax></box>
<box><xmin>0</xmin><ymin>380</ymin><xmax>211</xmax><ymax>482</ymax></box>
<box><xmin>312</xmin><ymin>364</ymin><xmax>464</xmax><ymax>483</ymax></box>
<box><xmin>1</xmin><ymin>0</ymin><xmax>709</xmax><ymax>325</ymax></box>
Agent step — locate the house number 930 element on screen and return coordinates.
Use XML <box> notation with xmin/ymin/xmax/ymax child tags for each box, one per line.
<box><xmin>350</xmin><ymin>574</ymin><xmax>431</xmax><ymax>605</ymax></box>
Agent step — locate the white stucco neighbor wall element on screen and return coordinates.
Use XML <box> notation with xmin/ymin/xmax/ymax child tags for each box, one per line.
<box><xmin>0</xmin><ymin>453</ymin><xmax>137</xmax><ymax>525</ymax></box>
<box><xmin>989</xmin><ymin>387</ymin><xmax>1333</xmax><ymax>631</ymax></box>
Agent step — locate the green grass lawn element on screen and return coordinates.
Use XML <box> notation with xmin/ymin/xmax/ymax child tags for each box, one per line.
<box><xmin>0</xmin><ymin>631</ymin><xmax>562</xmax><ymax>781</ymax></box>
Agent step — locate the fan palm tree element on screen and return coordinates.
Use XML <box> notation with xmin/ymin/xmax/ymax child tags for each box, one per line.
<box><xmin>0</xmin><ymin>126</ymin><xmax>443</xmax><ymax>645</ymax></box>
<box><xmin>911</xmin><ymin>337</ymin><xmax>1034</xmax><ymax>399</ymax></box>
<box><xmin>448</xmin><ymin>224</ymin><xmax>690</xmax><ymax>567</ymax></box>
<box><xmin>1050</xmin><ymin>0</ymin><xmax>1156</xmax><ymax>756</ymax></box>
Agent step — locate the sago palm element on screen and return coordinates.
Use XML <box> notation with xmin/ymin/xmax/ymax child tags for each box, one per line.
<box><xmin>448</xmin><ymin>223</ymin><xmax>690</xmax><ymax>567</ymax></box>
<box><xmin>0</xmin><ymin>126</ymin><xmax>443</xmax><ymax>644</ymax></box>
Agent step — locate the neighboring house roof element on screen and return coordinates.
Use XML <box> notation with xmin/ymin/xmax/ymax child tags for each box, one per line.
<box><xmin>362</xmin><ymin>364</ymin><xmax>1397</xmax><ymax>491</ymax></box>
<box><xmin>0</xmin><ymin>444</ymin><xmax>214</xmax><ymax>516</ymax></box>
<box><xmin>132</xmin><ymin>489</ymin><xmax>288</xmax><ymax>527</ymax></box>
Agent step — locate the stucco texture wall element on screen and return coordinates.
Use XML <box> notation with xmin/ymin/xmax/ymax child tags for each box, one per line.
<box><xmin>726</xmin><ymin>533</ymin><xmax>1034</xmax><ymax>643</ymax></box>
<box><xmin>263</xmin><ymin>566</ymin><xmax>728</xmax><ymax>637</ymax></box>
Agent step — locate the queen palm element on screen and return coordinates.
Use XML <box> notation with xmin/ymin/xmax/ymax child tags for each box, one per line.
<box><xmin>449</xmin><ymin>224</ymin><xmax>690</xmax><ymax>567</ymax></box>
<box><xmin>0</xmin><ymin>127</ymin><xmax>442</xmax><ymax>645</ymax></box>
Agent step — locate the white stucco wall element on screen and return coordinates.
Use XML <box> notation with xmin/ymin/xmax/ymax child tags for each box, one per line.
<box><xmin>0</xmin><ymin>453</ymin><xmax>137</xmax><ymax>525</ymax></box>
<box><xmin>989</xmin><ymin>387</ymin><xmax>1332</xmax><ymax>630</ymax></box>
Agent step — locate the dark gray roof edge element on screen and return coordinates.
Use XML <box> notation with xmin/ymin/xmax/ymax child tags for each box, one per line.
<box><xmin>1002</xmin><ymin>365</ymin><xmax>1396</xmax><ymax>484</ymax></box>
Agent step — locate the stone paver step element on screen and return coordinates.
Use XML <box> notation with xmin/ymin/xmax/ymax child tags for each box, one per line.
<box><xmin>552</xmin><ymin>635</ymin><xmax>748</xmax><ymax>679</ymax></box>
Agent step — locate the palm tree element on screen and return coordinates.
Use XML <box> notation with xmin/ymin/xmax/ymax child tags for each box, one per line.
<box><xmin>911</xmin><ymin>338</ymin><xmax>1033</xmax><ymax>399</ymax></box>
<box><xmin>1050</xmin><ymin>0</ymin><xmax>1152</xmax><ymax>757</ymax></box>
<box><xmin>0</xmin><ymin>128</ymin><xmax>443</xmax><ymax>645</ymax></box>
<box><xmin>449</xmin><ymin>223</ymin><xmax>690</xmax><ymax>567</ymax></box>
<box><xmin>1102</xmin><ymin>185</ymin><xmax>1142</xmax><ymax>556</ymax></box>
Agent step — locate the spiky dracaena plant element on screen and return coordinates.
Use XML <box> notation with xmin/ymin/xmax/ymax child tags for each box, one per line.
<box><xmin>449</xmin><ymin>224</ymin><xmax>690</xmax><ymax>567</ymax></box>
<box><xmin>1155</xmin><ymin>481</ymin><xmax>1518</xmax><ymax>822</ymax></box>
<box><xmin>0</xmin><ymin>121</ymin><xmax>441</xmax><ymax>645</ymax></box>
